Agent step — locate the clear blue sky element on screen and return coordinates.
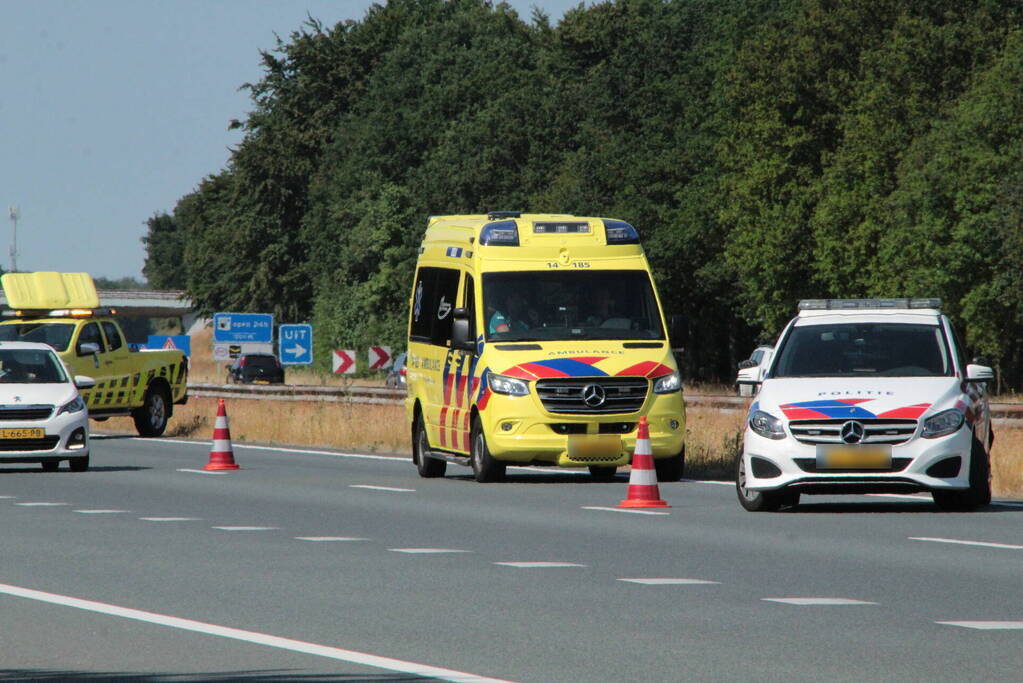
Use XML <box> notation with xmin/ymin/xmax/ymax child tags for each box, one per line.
<box><xmin>0</xmin><ymin>0</ymin><xmax>582</xmax><ymax>282</ymax></box>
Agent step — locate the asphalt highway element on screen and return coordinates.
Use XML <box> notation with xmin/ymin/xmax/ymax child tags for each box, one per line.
<box><xmin>1</xmin><ymin>434</ymin><xmax>1021</xmax><ymax>682</ymax></box>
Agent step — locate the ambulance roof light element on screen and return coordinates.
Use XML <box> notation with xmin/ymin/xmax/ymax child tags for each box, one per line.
<box><xmin>603</xmin><ymin>219</ymin><xmax>640</xmax><ymax>245</ymax></box>
<box><xmin>479</xmin><ymin>220</ymin><xmax>520</xmax><ymax>246</ymax></box>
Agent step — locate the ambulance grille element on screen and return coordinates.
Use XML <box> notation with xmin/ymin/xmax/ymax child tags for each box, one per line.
<box><xmin>789</xmin><ymin>419</ymin><xmax>918</xmax><ymax>445</ymax></box>
<box><xmin>0</xmin><ymin>405</ymin><xmax>54</xmax><ymax>421</ymax></box>
<box><xmin>535</xmin><ymin>378</ymin><xmax>647</xmax><ymax>414</ymax></box>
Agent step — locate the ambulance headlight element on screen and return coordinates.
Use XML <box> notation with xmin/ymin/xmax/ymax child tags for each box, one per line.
<box><xmin>749</xmin><ymin>410</ymin><xmax>786</xmax><ymax>440</ymax></box>
<box><xmin>488</xmin><ymin>373</ymin><xmax>529</xmax><ymax>396</ymax></box>
<box><xmin>653</xmin><ymin>371</ymin><xmax>681</xmax><ymax>394</ymax></box>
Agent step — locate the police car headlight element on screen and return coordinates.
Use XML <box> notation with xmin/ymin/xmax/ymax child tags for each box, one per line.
<box><xmin>749</xmin><ymin>410</ymin><xmax>785</xmax><ymax>440</ymax></box>
<box><xmin>921</xmin><ymin>409</ymin><xmax>964</xmax><ymax>439</ymax></box>
<box><xmin>57</xmin><ymin>395</ymin><xmax>87</xmax><ymax>416</ymax></box>
<box><xmin>653</xmin><ymin>371</ymin><xmax>681</xmax><ymax>394</ymax></box>
<box><xmin>488</xmin><ymin>373</ymin><xmax>529</xmax><ymax>396</ymax></box>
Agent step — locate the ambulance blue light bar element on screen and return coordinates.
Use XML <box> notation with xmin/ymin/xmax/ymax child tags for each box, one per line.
<box><xmin>480</xmin><ymin>220</ymin><xmax>519</xmax><ymax>246</ymax></box>
<box><xmin>798</xmin><ymin>298</ymin><xmax>942</xmax><ymax>311</ymax></box>
<box><xmin>603</xmin><ymin>219</ymin><xmax>640</xmax><ymax>245</ymax></box>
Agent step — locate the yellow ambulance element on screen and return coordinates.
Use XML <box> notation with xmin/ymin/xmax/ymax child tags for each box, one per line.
<box><xmin>405</xmin><ymin>212</ymin><xmax>685</xmax><ymax>482</ymax></box>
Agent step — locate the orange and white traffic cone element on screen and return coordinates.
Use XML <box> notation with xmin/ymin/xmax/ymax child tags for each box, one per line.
<box><xmin>618</xmin><ymin>417</ymin><xmax>669</xmax><ymax>508</ymax></box>
<box><xmin>204</xmin><ymin>398</ymin><xmax>240</xmax><ymax>471</ymax></box>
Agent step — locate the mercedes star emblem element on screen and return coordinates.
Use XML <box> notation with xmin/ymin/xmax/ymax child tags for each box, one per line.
<box><xmin>582</xmin><ymin>383</ymin><xmax>606</xmax><ymax>408</ymax></box>
<box><xmin>840</xmin><ymin>420</ymin><xmax>865</xmax><ymax>444</ymax></box>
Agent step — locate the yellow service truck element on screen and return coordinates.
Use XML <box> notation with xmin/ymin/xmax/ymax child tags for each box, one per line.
<box><xmin>0</xmin><ymin>272</ymin><xmax>188</xmax><ymax>436</ymax></box>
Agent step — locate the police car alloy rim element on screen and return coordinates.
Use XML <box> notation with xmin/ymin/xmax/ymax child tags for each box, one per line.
<box><xmin>737</xmin><ymin>456</ymin><xmax>756</xmax><ymax>501</ymax></box>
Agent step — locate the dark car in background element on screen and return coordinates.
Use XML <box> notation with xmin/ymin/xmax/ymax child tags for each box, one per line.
<box><xmin>226</xmin><ymin>353</ymin><xmax>284</xmax><ymax>384</ymax></box>
<box><xmin>385</xmin><ymin>352</ymin><xmax>407</xmax><ymax>389</ymax></box>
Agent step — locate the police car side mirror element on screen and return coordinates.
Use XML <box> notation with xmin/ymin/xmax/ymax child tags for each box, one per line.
<box><xmin>738</xmin><ymin>359</ymin><xmax>756</xmax><ymax>369</ymax></box>
<box><xmin>966</xmin><ymin>364</ymin><xmax>994</xmax><ymax>383</ymax></box>
<box><xmin>451</xmin><ymin>308</ymin><xmax>474</xmax><ymax>352</ymax></box>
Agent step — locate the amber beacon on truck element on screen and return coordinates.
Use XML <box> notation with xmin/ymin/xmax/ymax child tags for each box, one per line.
<box><xmin>405</xmin><ymin>213</ymin><xmax>685</xmax><ymax>483</ymax></box>
<box><xmin>0</xmin><ymin>272</ymin><xmax>188</xmax><ymax>437</ymax></box>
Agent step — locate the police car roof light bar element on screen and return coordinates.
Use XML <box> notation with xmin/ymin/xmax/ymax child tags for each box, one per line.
<box><xmin>798</xmin><ymin>298</ymin><xmax>942</xmax><ymax>311</ymax></box>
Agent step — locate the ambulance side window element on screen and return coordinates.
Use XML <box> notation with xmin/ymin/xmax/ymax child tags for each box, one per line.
<box><xmin>409</xmin><ymin>267</ymin><xmax>460</xmax><ymax>347</ymax></box>
<box><xmin>463</xmin><ymin>274</ymin><xmax>476</xmax><ymax>343</ymax></box>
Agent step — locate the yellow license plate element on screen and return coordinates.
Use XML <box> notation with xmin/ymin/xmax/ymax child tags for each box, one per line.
<box><xmin>816</xmin><ymin>445</ymin><xmax>891</xmax><ymax>469</ymax></box>
<box><xmin>567</xmin><ymin>434</ymin><xmax>622</xmax><ymax>460</ymax></box>
<box><xmin>0</xmin><ymin>428</ymin><xmax>45</xmax><ymax>439</ymax></box>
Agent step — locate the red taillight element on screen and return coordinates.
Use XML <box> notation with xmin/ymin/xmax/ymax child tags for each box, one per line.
<box><xmin>239</xmin><ymin>357</ymin><xmax>247</xmax><ymax>367</ymax></box>
<box><xmin>399</xmin><ymin>367</ymin><xmax>406</xmax><ymax>377</ymax></box>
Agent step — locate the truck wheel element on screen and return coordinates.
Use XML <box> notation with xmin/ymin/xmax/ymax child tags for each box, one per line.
<box><xmin>69</xmin><ymin>455</ymin><xmax>89</xmax><ymax>472</ymax></box>
<box><xmin>133</xmin><ymin>386</ymin><xmax>170</xmax><ymax>437</ymax></box>
<box><xmin>735</xmin><ymin>453</ymin><xmax>783</xmax><ymax>511</ymax></box>
<box><xmin>471</xmin><ymin>417</ymin><xmax>505</xmax><ymax>483</ymax></box>
<box><xmin>413</xmin><ymin>415</ymin><xmax>446</xmax><ymax>478</ymax></box>
<box><xmin>655</xmin><ymin>447</ymin><xmax>685</xmax><ymax>482</ymax></box>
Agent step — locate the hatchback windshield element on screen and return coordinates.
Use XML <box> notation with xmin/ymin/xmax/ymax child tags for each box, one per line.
<box><xmin>0</xmin><ymin>323</ymin><xmax>75</xmax><ymax>352</ymax></box>
<box><xmin>481</xmin><ymin>270</ymin><xmax>664</xmax><ymax>342</ymax></box>
<box><xmin>773</xmin><ymin>323</ymin><xmax>952</xmax><ymax>378</ymax></box>
<box><xmin>0</xmin><ymin>349</ymin><xmax>68</xmax><ymax>384</ymax></box>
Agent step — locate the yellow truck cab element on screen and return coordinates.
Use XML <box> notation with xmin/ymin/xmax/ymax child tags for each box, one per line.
<box><xmin>0</xmin><ymin>272</ymin><xmax>188</xmax><ymax>436</ymax></box>
<box><xmin>405</xmin><ymin>212</ymin><xmax>685</xmax><ymax>482</ymax></box>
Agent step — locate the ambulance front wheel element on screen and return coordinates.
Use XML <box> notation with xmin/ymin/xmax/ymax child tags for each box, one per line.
<box><xmin>471</xmin><ymin>418</ymin><xmax>506</xmax><ymax>483</ymax></box>
<box><xmin>655</xmin><ymin>446</ymin><xmax>685</xmax><ymax>482</ymax></box>
<box><xmin>413</xmin><ymin>414</ymin><xmax>446</xmax><ymax>478</ymax></box>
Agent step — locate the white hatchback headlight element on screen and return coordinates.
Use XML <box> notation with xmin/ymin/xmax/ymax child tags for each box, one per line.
<box><xmin>921</xmin><ymin>408</ymin><xmax>964</xmax><ymax>439</ymax></box>
<box><xmin>653</xmin><ymin>371</ymin><xmax>681</xmax><ymax>394</ymax></box>
<box><xmin>57</xmin><ymin>395</ymin><xmax>87</xmax><ymax>417</ymax></box>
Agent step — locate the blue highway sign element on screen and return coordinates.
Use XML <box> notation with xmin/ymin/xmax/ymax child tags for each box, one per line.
<box><xmin>279</xmin><ymin>323</ymin><xmax>313</xmax><ymax>365</ymax></box>
<box><xmin>145</xmin><ymin>335</ymin><xmax>191</xmax><ymax>357</ymax></box>
<box><xmin>213</xmin><ymin>312</ymin><xmax>274</xmax><ymax>344</ymax></box>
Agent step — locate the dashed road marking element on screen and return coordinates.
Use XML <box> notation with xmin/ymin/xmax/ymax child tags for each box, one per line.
<box><xmin>0</xmin><ymin>495</ymin><xmax>16</xmax><ymax>499</ymax></box>
<box><xmin>15</xmin><ymin>502</ymin><xmax>68</xmax><ymax>507</ymax></box>
<box><xmin>582</xmin><ymin>506</ymin><xmax>670</xmax><ymax>516</ymax></box>
<box><xmin>177</xmin><ymin>468</ymin><xmax>227</xmax><ymax>475</ymax></box>
<box><xmin>213</xmin><ymin>526</ymin><xmax>278</xmax><ymax>531</ymax></box>
<box><xmin>350</xmin><ymin>485</ymin><xmax>415</xmax><ymax>492</ymax></box>
<box><xmin>495</xmin><ymin>562</ymin><xmax>586</xmax><ymax>568</ymax></box>
<box><xmin>763</xmin><ymin>598</ymin><xmax>877</xmax><ymax>606</ymax></box>
<box><xmin>938</xmin><ymin>621</ymin><xmax>1023</xmax><ymax>630</ymax></box>
<box><xmin>388</xmin><ymin>548</ymin><xmax>471</xmax><ymax>554</ymax></box>
<box><xmin>139</xmin><ymin>517</ymin><xmax>200</xmax><ymax>522</ymax></box>
<box><xmin>910</xmin><ymin>536</ymin><xmax>1023</xmax><ymax>550</ymax></box>
<box><xmin>295</xmin><ymin>537</ymin><xmax>369</xmax><ymax>542</ymax></box>
<box><xmin>0</xmin><ymin>582</ymin><xmax>517</xmax><ymax>683</ymax></box>
<box><xmin>618</xmin><ymin>578</ymin><xmax>720</xmax><ymax>585</ymax></box>
<box><xmin>74</xmin><ymin>509</ymin><xmax>128</xmax><ymax>514</ymax></box>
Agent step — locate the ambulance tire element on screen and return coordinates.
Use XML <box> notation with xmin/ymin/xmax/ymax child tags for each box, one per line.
<box><xmin>655</xmin><ymin>447</ymin><xmax>685</xmax><ymax>482</ymax></box>
<box><xmin>413</xmin><ymin>415</ymin><xmax>446</xmax><ymax>478</ymax></box>
<box><xmin>471</xmin><ymin>418</ymin><xmax>505</xmax><ymax>483</ymax></box>
<box><xmin>588</xmin><ymin>466</ymin><xmax>617</xmax><ymax>480</ymax></box>
<box><xmin>133</xmin><ymin>385</ymin><xmax>170</xmax><ymax>437</ymax></box>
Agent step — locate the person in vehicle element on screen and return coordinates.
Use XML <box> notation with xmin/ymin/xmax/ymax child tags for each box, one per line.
<box><xmin>488</xmin><ymin>292</ymin><xmax>533</xmax><ymax>334</ymax></box>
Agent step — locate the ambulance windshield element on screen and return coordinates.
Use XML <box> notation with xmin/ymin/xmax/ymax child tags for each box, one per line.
<box><xmin>482</xmin><ymin>270</ymin><xmax>664</xmax><ymax>342</ymax></box>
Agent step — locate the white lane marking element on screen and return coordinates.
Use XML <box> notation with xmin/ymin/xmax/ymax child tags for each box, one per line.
<box><xmin>682</xmin><ymin>479</ymin><xmax>732</xmax><ymax>486</ymax></box>
<box><xmin>15</xmin><ymin>502</ymin><xmax>68</xmax><ymax>507</ymax></box>
<box><xmin>991</xmin><ymin>501</ymin><xmax>1023</xmax><ymax>509</ymax></box>
<box><xmin>909</xmin><ymin>536</ymin><xmax>1023</xmax><ymax>550</ymax></box>
<box><xmin>212</xmin><ymin>526</ymin><xmax>278</xmax><ymax>531</ymax></box>
<box><xmin>582</xmin><ymin>506</ymin><xmax>670</xmax><ymax>516</ymax></box>
<box><xmin>495</xmin><ymin>562</ymin><xmax>587</xmax><ymax>568</ymax></box>
<box><xmin>868</xmin><ymin>493</ymin><xmax>932</xmax><ymax>501</ymax></box>
<box><xmin>763</xmin><ymin>598</ymin><xmax>877</xmax><ymax>606</ymax></box>
<box><xmin>135</xmin><ymin>437</ymin><xmax>406</xmax><ymax>463</ymax></box>
<box><xmin>177</xmin><ymin>468</ymin><xmax>227</xmax><ymax>475</ymax></box>
<box><xmin>74</xmin><ymin>509</ymin><xmax>128</xmax><ymax>514</ymax></box>
<box><xmin>0</xmin><ymin>582</ymin><xmax>516</xmax><ymax>683</ymax></box>
<box><xmin>388</xmin><ymin>548</ymin><xmax>471</xmax><ymax>554</ymax></box>
<box><xmin>0</xmin><ymin>495</ymin><xmax>16</xmax><ymax>499</ymax></box>
<box><xmin>295</xmin><ymin>537</ymin><xmax>369</xmax><ymax>542</ymax></box>
<box><xmin>139</xmin><ymin>517</ymin><xmax>200</xmax><ymax>522</ymax></box>
<box><xmin>938</xmin><ymin>621</ymin><xmax>1023</xmax><ymax>630</ymax></box>
<box><xmin>618</xmin><ymin>578</ymin><xmax>720</xmax><ymax>585</ymax></box>
<box><xmin>350</xmin><ymin>485</ymin><xmax>415</xmax><ymax>492</ymax></box>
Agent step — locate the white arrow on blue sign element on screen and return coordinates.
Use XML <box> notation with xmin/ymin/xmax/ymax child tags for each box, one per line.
<box><xmin>279</xmin><ymin>324</ymin><xmax>313</xmax><ymax>365</ymax></box>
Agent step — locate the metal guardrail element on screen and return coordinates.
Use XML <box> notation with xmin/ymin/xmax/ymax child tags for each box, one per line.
<box><xmin>185</xmin><ymin>382</ymin><xmax>1023</xmax><ymax>423</ymax></box>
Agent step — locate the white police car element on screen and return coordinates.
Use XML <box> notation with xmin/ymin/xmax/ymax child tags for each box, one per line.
<box><xmin>0</xmin><ymin>342</ymin><xmax>94</xmax><ymax>471</ymax></box>
<box><xmin>736</xmin><ymin>299</ymin><xmax>994</xmax><ymax>511</ymax></box>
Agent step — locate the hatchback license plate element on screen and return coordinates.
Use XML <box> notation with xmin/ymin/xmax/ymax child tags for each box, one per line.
<box><xmin>0</xmin><ymin>428</ymin><xmax>45</xmax><ymax>439</ymax></box>
<box><xmin>816</xmin><ymin>445</ymin><xmax>891</xmax><ymax>469</ymax></box>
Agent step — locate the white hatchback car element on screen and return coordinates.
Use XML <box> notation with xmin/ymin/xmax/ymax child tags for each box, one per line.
<box><xmin>737</xmin><ymin>299</ymin><xmax>994</xmax><ymax>511</ymax></box>
<box><xmin>0</xmin><ymin>342</ymin><xmax>94</xmax><ymax>471</ymax></box>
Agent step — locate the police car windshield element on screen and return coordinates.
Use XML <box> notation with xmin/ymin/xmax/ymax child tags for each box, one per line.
<box><xmin>482</xmin><ymin>270</ymin><xmax>664</xmax><ymax>342</ymax></box>
<box><xmin>0</xmin><ymin>349</ymin><xmax>68</xmax><ymax>384</ymax></box>
<box><xmin>773</xmin><ymin>323</ymin><xmax>952</xmax><ymax>378</ymax></box>
<box><xmin>0</xmin><ymin>323</ymin><xmax>75</xmax><ymax>352</ymax></box>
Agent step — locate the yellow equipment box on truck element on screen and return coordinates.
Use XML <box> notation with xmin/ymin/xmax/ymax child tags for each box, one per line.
<box><xmin>0</xmin><ymin>272</ymin><xmax>188</xmax><ymax>436</ymax></box>
<box><xmin>405</xmin><ymin>213</ymin><xmax>685</xmax><ymax>482</ymax></box>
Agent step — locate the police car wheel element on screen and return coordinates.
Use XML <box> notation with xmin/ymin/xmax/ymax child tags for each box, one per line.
<box><xmin>735</xmin><ymin>453</ymin><xmax>783</xmax><ymax>512</ymax></box>
<box><xmin>655</xmin><ymin>448</ymin><xmax>685</xmax><ymax>482</ymax></box>
<box><xmin>414</xmin><ymin>416</ymin><xmax>446</xmax><ymax>478</ymax></box>
<box><xmin>69</xmin><ymin>455</ymin><xmax>89</xmax><ymax>472</ymax></box>
<box><xmin>133</xmin><ymin>386</ymin><xmax>170</xmax><ymax>437</ymax></box>
<box><xmin>933</xmin><ymin>436</ymin><xmax>990</xmax><ymax>511</ymax></box>
<box><xmin>40</xmin><ymin>459</ymin><xmax>59</xmax><ymax>472</ymax></box>
<box><xmin>471</xmin><ymin>419</ymin><xmax>505</xmax><ymax>483</ymax></box>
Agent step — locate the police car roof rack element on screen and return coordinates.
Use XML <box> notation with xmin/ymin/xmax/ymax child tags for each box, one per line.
<box><xmin>798</xmin><ymin>298</ymin><xmax>942</xmax><ymax>311</ymax></box>
<box><xmin>487</xmin><ymin>211</ymin><xmax>521</xmax><ymax>220</ymax></box>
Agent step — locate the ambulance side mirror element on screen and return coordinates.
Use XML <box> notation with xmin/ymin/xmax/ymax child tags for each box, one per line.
<box><xmin>451</xmin><ymin>308</ymin><xmax>475</xmax><ymax>353</ymax></box>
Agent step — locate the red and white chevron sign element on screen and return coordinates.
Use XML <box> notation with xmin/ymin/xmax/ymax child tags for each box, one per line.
<box><xmin>331</xmin><ymin>349</ymin><xmax>356</xmax><ymax>374</ymax></box>
<box><xmin>368</xmin><ymin>345</ymin><xmax>392</xmax><ymax>370</ymax></box>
